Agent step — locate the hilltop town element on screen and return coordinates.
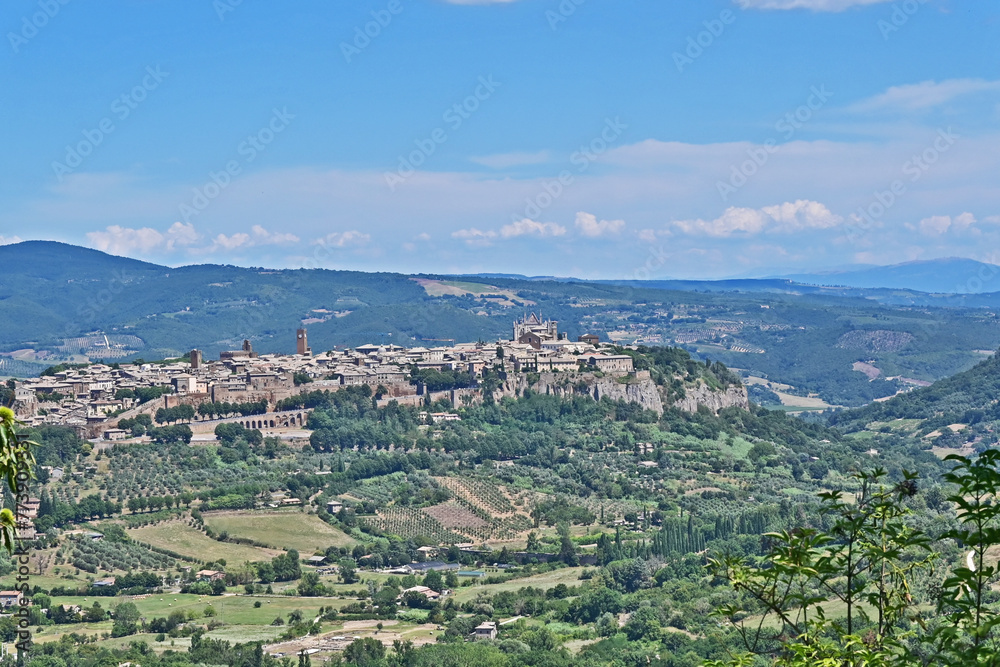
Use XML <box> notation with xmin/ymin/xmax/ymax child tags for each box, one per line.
<box><xmin>9</xmin><ymin>315</ymin><xmax>638</xmax><ymax>439</ymax></box>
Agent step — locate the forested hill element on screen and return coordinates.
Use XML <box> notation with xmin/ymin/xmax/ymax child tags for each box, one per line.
<box><xmin>828</xmin><ymin>347</ymin><xmax>1000</xmax><ymax>434</ymax></box>
<box><xmin>5</xmin><ymin>241</ymin><xmax>1000</xmax><ymax>410</ymax></box>
<box><xmin>0</xmin><ymin>240</ymin><xmax>164</xmax><ymax>280</ymax></box>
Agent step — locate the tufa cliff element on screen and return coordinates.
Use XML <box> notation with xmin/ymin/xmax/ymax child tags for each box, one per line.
<box><xmin>497</xmin><ymin>371</ymin><xmax>748</xmax><ymax>415</ymax></box>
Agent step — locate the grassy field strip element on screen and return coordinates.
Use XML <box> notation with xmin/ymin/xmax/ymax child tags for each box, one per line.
<box><xmin>48</xmin><ymin>593</ymin><xmax>346</xmax><ymax>626</ymax></box>
<box><xmin>128</xmin><ymin>521</ymin><xmax>282</xmax><ymax>563</ymax></box>
<box><xmin>202</xmin><ymin>510</ymin><xmax>358</xmax><ymax>553</ymax></box>
<box><xmin>94</xmin><ymin>633</ymin><xmax>193</xmax><ymax>651</ymax></box>
<box><xmin>32</xmin><ymin>621</ymin><xmax>113</xmax><ymax>644</ymax></box>
<box><xmin>451</xmin><ymin>567</ymin><xmax>586</xmax><ymax>604</ymax></box>
<box><xmin>0</xmin><ymin>574</ymin><xmax>88</xmax><ymax>590</ymax></box>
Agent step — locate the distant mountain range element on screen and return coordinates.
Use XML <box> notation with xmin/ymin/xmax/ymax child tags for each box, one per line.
<box><xmin>462</xmin><ymin>258</ymin><xmax>1000</xmax><ymax>295</ymax></box>
<box><xmin>772</xmin><ymin>258</ymin><xmax>1000</xmax><ymax>294</ymax></box>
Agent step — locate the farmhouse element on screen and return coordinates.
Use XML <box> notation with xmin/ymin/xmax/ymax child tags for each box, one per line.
<box><xmin>196</xmin><ymin>570</ymin><xmax>225</xmax><ymax>581</ymax></box>
<box><xmin>398</xmin><ymin>561</ymin><xmax>459</xmax><ymax>574</ymax></box>
<box><xmin>416</xmin><ymin>546</ymin><xmax>439</xmax><ymax>558</ymax></box>
<box><xmin>0</xmin><ymin>591</ymin><xmax>21</xmax><ymax>608</ymax></box>
<box><xmin>398</xmin><ymin>585</ymin><xmax>441</xmax><ymax>602</ymax></box>
<box><xmin>470</xmin><ymin>621</ymin><xmax>498</xmax><ymax>641</ymax></box>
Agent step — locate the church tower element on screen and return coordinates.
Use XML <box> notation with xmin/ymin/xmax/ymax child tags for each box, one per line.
<box><xmin>297</xmin><ymin>328</ymin><xmax>311</xmax><ymax>356</ymax></box>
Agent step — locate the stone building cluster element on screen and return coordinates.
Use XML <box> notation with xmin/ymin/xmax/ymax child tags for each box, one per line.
<box><xmin>10</xmin><ymin>319</ymin><xmax>633</xmax><ymax>437</ymax></box>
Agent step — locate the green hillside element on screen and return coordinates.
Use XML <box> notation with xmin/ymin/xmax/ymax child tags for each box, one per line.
<box><xmin>4</xmin><ymin>241</ymin><xmax>1000</xmax><ymax>408</ymax></box>
<box><xmin>829</xmin><ymin>348</ymin><xmax>1000</xmax><ymax>437</ymax></box>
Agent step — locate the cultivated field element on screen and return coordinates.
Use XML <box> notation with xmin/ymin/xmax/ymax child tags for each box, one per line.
<box><xmin>411</xmin><ymin>278</ymin><xmax>530</xmax><ymax>307</ymax></box>
<box><xmin>202</xmin><ymin>510</ymin><xmax>358</xmax><ymax>554</ymax></box>
<box><xmin>423</xmin><ymin>502</ymin><xmax>487</xmax><ymax>530</ymax></box>
<box><xmin>451</xmin><ymin>566</ymin><xmax>587</xmax><ymax>604</ymax></box>
<box><xmin>128</xmin><ymin>521</ymin><xmax>282</xmax><ymax>563</ymax></box>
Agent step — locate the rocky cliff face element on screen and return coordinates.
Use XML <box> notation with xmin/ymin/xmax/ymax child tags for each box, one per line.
<box><xmin>497</xmin><ymin>372</ymin><xmax>748</xmax><ymax>415</ymax></box>
<box><xmin>671</xmin><ymin>381</ymin><xmax>750</xmax><ymax>414</ymax></box>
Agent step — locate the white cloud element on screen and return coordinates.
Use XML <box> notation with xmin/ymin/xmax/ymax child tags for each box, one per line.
<box><xmin>87</xmin><ymin>226</ymin><xmax>167</xmax><ymax>255</ymax></box>
<box><xmin>470</xmin><ymin>150</ymin><xmax>551</xmax><ymax>169</ymax></box>
<box><xmin>88</xmin><ymin>222</ymin><xmax>296</xmax><ymax>256</ymax></box>
<box><xmin>316</xmin><ymin>230</ymin><xmax>370</xmax><ymax>248</ymax></box>
<box><xmin>164</xmin><ymin>222</ymin><xmax>199</xmax><ymax>250</ymax></box>
<box><xmin>849</xmin><ymin>79</ymin><xmax>1000</xmax><ymax>113</ymax></box>
<box><xmin>452</xmin><ymin>228</ymin><xmax>497</xmax><ymax>247</ymax></box>
<box><xmin>0</xmin><ymin>235</ymin><xmax>23</xmax><ymax>246</ymax></box>
<box><xmin>917</xmin><ymin>212</ymin><xmax>978</xmax><ymax>236</ymax></box>
<box><xmin>451</xmin><ymin>219</ymin><xmax>565</xmax><ymax>245</ymax></box>
<box><xmin>210</xmin><ymin>225</ymin><xmax>300</xmax><ymax>251</ymax></box>
<box><xmin>671</xmin><ymin>200</ymin><xmax>842</xmax><ymax>237</ymax></box>
<box><xmin>737</xmin><ymin>0</ymin><xmax>893</xmax><ymax>10</ymax></box>
<box><xmin>252</xmin><ymin>224</ymin><xmax>299</xmax><ymax>245</ymax></box>
<box><xmin>87</xmin><ymin>222</ymin><xmax>199</xmax><ymax>256</ymax></box>
<box><xmin>500</xmin><ymin>218</ymin><xmax>566</xmax><ymax>238</ymax></box>
<box><xmin>211</xmin><ymin>233</ymin><xmax>253</xmax><ymax>250</ymax></box>
<box><xmin>452</xmin><ymin>228</ymin><xmax>495</xmax><ymax>240</ymax></box>
<box><xmin>20</xmin><ymin>129</ymin><xmax>1000</xmax><ymax>278</ymax></box>
<box><xmin>575</xmin><ymin>212</ymin><xmax>625</xmax><ymax>238</ymax></box>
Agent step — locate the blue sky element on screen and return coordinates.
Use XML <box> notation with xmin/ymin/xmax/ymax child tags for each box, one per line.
<box><xmin>1</xmin><ymin>0</ymin><xmax>998</xmax><ymax>279</ymax></box>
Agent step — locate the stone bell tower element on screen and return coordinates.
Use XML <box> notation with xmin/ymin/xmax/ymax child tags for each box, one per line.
<box><xmin>296</xmin><ymin>328</ymin><xmax>311</xmax><ymax>356</ymax></box>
